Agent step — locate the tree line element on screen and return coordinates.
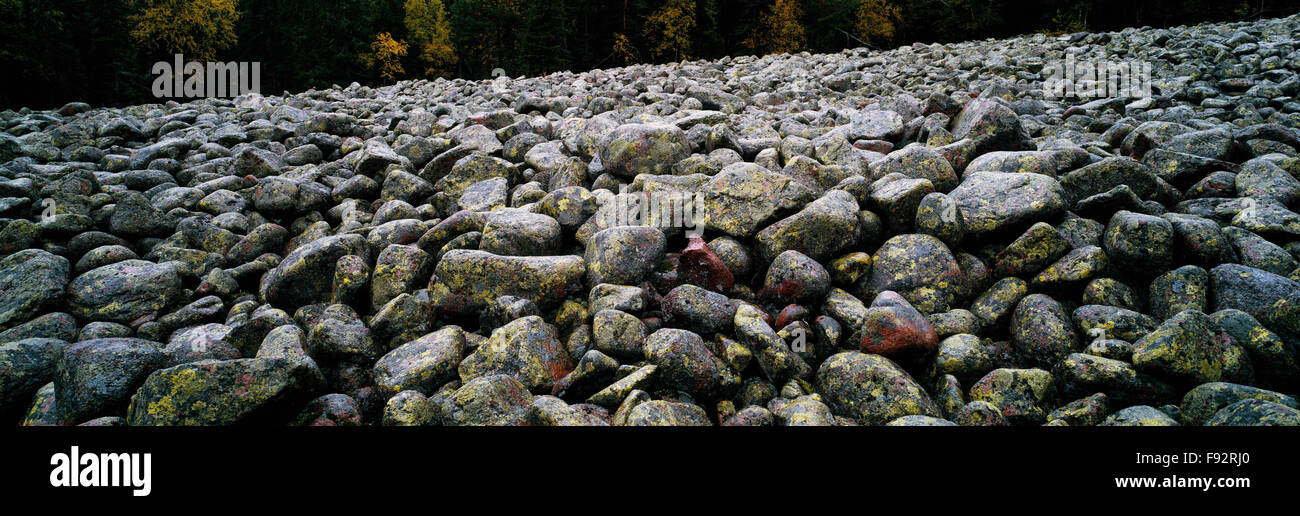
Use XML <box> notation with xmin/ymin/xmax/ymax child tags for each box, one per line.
<box><xmin>1</xmin><ymin>0</ymin><xmax>1292</xmax><ymax>110</ymax></box>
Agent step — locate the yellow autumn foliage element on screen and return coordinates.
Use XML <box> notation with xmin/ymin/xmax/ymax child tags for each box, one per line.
<box><xmin>361</xmin><ymin>32</ymin><xmax>409</xmax><ymax>82</ymax></box>
<box><xmin>642</xmin><ymin>0</ymin><xmax>695</xmax><ymax>62</ymax></box>
<box><xmin>405</xmin><ymin>0</ymin><xmax>457</xmax><ymax>78</ymax></box>
<box><xmin>129</xmin><ymin>0</ymin><xmax>241</xmax><ymax>61</ymax></box>
<box><xmin>746</xmin><ymin>0</ymin><xmax>805</xmax><ymax>55</ymax></box>
<box><xmin>612</xmin><ymin>33</ymin><xmax>637</xmax><ymax>67</ymax></box>
<box><xmin>855</xmin><ymin>0</ymin><xmax>901</xmax><ymax>47</ymax></box>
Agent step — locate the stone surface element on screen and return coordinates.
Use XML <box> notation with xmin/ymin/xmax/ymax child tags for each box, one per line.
<box><xmin>3</xmin><ymin>14</ymin><xmax>1300</xmax><ymax>428</ymax></box>
<box><xmin>0</xmin><ymin>250</ymin><xmax>69</xmax><ymax>330</ymax></box>
<box><xmin>373</xmin><ymin>327</ymin><xmax>464</xmax><ymax>397</ymax></box>
<box><xmin>260</xmin><ymin>234</ymin><xmax>367</xmax><ymax>310</ymax></box>
<box><xmin>817</xmin><ymin>351</ymin><xmax>940</xmax><ymax>425</ymax></box>
<box><xmin>57</xmin><ymin>338</ymin><xmax>165</xmax><ymax>423</ymax></box>
<box><xmin>68</xmin><ymin>260</ymin><xmax>181</xmax><ymax>324</ymax></box>
<box><xmin>458</xmin><ymin>316</ymin><xmax>574</xmax><ymax>392</ymax></box>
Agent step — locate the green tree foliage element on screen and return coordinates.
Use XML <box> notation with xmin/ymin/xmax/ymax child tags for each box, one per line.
<box><xmin>1</xmin><ymin>0</ymin><xmax>68</xmax><ymax>103</ymax></box>
<box><xmin>694</xmin><ymin>0</ymin><xmax>724</xmax><ymax>58</ymax></box>
<box><xmin>516</xmin><ymin>0</ymin><xmax>573</xmax><ymax>75</ymax></box>
<box><xmin>1</xmin><ymin>0</ymin><xmax>137</xmax><ymax>108</ymax></box>
<box><xmin>232</xmin><ymin>0</ymin><xmax>374</xmax><ymax>94</ymax></box>
<box><xmin>804</xmin><ymin>0</ymin><xmax>862</xmax><ymax>52</ymax></box>
<box><xmin>449</xmin><ymin>0</ymin><xmax>522</xmax><ymax>78</ymax></box>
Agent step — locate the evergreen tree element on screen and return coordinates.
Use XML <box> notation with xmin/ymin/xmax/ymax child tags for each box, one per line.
<box><xmin>234</xmin><ymin>0</ymin><xmax>374</xmax><ymax>92</ymax></box>
<box><xmin>695</xmin><ymin>0</ymin><xmax>723</xmax><ymax>59</ymax></box>
<box><xmin>805</xmin><ymin>0</ymin><xmax>861</xmax><ymax>52</ymax></box>
<box><xmin>450</xmin><ymin>0</ymin><xmax>522</xmax><ymax>78</ymax></box>
<box><xmin>517</xmin><ymin>0</ymin><xmax>572</xmax><ymax>76</ymax></box>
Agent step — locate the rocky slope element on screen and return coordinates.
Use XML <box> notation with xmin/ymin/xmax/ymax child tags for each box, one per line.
<box><xmin>3</xmin><ymin>15</ymin><xmax>1300</xmax><ymax>426</ymax></box>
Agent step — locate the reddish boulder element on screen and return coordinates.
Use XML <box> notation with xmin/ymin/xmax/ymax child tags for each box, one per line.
<box><xmin>860</xmin><ymin>291</ymin><xmax>939</xmax><ymax>357</ymax></box>
<box><xmin>678</xmin><ymin>236</ymin><xmax>734</xmax><ymax>293</ymax></box>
